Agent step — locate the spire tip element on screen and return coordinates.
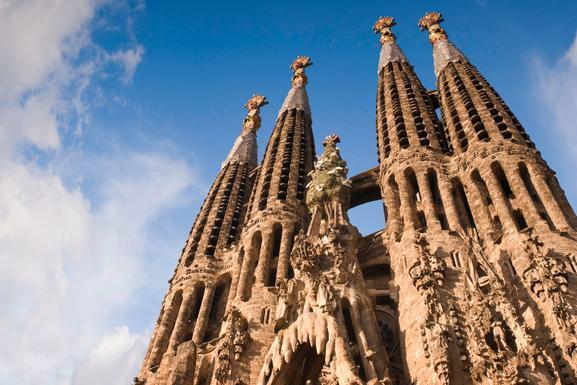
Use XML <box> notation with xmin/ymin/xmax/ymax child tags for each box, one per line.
<box><xmin>290</xmin><ymin>56</ymin><xmax>312</xmax><ymax>88</ymax></box>
<box><xmin>374</xmin><ymin>16</ymin><xmax>397</xmax><ymax>44</ymax></box>
<box><xmin>418</xmin><ymin>12</ymin><xmax>448</xmax><ymax>43</ymax></box>
<box><xmin>244</xmin><ymin>94</ymin><xmax>268</xmax><ymax>112</ymax></box>
<box><xmin>242</xmin><ymin>94</ymin><xmax>267</xmax><ymax>134</ymax></box>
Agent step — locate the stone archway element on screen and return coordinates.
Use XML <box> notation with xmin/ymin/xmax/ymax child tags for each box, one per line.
<box><xmin>258</xmin><ymin>312</ymin><xmax>363</xmax><ymax>385</ymax></box>
<box><xmin>271</xmin><ymin>344</ymin><xmax>325</xmax><ymax>385</ymax></box>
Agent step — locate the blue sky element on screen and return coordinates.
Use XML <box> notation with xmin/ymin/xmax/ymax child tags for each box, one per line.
<box><xmin>1</xmin><ymin>1</ymin><xmax>577</xmax><ymax>384</ymax></box>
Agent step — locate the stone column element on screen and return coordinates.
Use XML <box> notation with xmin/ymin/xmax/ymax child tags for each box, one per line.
<box><xmin>167</xmin><ymin>288</ymin><xmax>198</xmax><ymax>351</ymax></box>
<box><xmin>437</xmin><ymin>177</ymin><xmax>462</xmax><ymax>232</ymax></box>
<box><xmin>359</xmin><ymin>302</ymin><xmax>389</xmax><ymax>380</ymax></box>
<box><xmin>396</xmin><ymin>172</ymin><xmax>416</xmax><ymax>232</ymax></box>
<box><xmin>147</xmin><ymin>295</ymin><xmax>181</xmax><ymax>369</ymax></box>
<box><xmin>382</xmin><ymin>177</ymin><xmax>402</xmax><ymax>235</ymax></box>
<box><xmin>481</xmin><ymin>166</ymin><xmax>517</xmax><ymax>232</ymax></box>
<box><xmin>461</xmin><ymin>173</ymin><xmax>494</xmax><ymax>236</ymax></box>
<box><xmin>276</xmin><ymin>223</ymin><xmax>296</xmax><ymax>286</ymax></box>
<box><xmin>255</xmin><ymin>228</ymin><xmax>274</xmax><ymax>285</ymax></box>
<box><xmin>528</xmin><ymin>165</ymin><xmax>572</xmax><ymax>231</ymax></box>
<box><xmin>415</xmin><ymin>171</ymin><xmax>442</xmax><ymax>231</ymax></box>
<box><xmin>351</xmin><ymin>301</ymin><xmax>378</xmax><ymax>380</ymax></box>
<box><xmin>236</xmin><ymin>233</ymin><xmax>256</xmax><ymax>300</ymax></box>
<box><xmin>505</xmin><ymin>166</ymin><xmax>548</xmax><ymax>231</ymax></box>
<box><xmin>192</xmin><ymin>285</ymin><xmax>215</xmax><ymax>344</ymax></box>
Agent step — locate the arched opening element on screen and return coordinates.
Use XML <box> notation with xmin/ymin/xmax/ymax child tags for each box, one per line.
<box><xmin>270</xmin><ymin>344</ymin><xmax>325</xmax><ymax>385</ymax></box>
<box><xmin>451</xmin><ymin>177</ymin><xmax>476</xmax><ymax>229</ymax></box>
<box><xmin>242</xmin><ymin>231</ymin><xmax>262</xmax><ymax>301</ymax></box>
<box><xmin>427</xmin><ymin>169</ymin><xmax>449</xmax><ymax>230</ymax></box>
<box><xmin>491</xmin><ymin>162</ymin><xmax>514</xmax><ymax>199</ymax></box>
<box><xmin>375</xmin><ymin>306</ymin><xmax>405</xmax><ymax>384</ymax></box>
<box><xmin>348</xmin><ymin>200</ymin><xmax>386</xmax><ymax>236</ymax></box>
<box><xmin>180</xmin><ymin>283</ymin><xmax>205</xmax><ymax>344</ymax></box>
<box><xmin>513</xmin><ymin>209</ymin><xmax>528</xmax><ymax>231</ymax></box>
<box><xmin>471</xmin><ymin>168</ymin><xmax>501</xmax><ymax>232</ymax></box>
<box><xmin>518</xmin><ymin>162</ymin><xmax>555</xmax><ymax>230</ymax></box>
<box><xmin>203</xmin><ymin>276</ymin><xmax>232</xmax><ymax>342</ymax></box>
<box><xmin>405</xmin><ymin>168</ymin><xmax>426</xmax><ymax>230</ymax></box>
<box><xmin>266</xmin><ymin>224</ymin><xmax>283</xmax><ymax>287</ymax></box>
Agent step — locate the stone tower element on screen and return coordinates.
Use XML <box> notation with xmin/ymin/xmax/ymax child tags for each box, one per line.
<box><xmin>135</xmin><ymin>13</ymin><xmax>577</xmax><ymax>385</ymax></box>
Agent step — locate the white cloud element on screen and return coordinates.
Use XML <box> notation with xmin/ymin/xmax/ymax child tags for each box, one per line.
<box><xmin>532</xmin><ymin>31</ymin><xmax>577</xmax><ymax>160</ymax></box>
<box><xmin>0</xmin><ymin>1</ymin><xmax>200</xmax><ymax>385</ymax></box>
<box><xmin>0</xmin><ymin>150</ymin><xmax>196</xmax><ymax>385</ymax></box>
<box><xmin>72</xmin><ymin>327</ymin><xmax>148</xmax><ymax>385</ymax></box>
<box><xmin>109</xmin><ymin>45</ymin><xmax>145</xmax><ymax>84</ymax></box>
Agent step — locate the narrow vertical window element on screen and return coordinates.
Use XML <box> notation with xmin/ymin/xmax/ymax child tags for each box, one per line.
<box><xmin>451</xmin><ymin>177</ymin><xmax>476</xmax><ymax>229</ymax></box>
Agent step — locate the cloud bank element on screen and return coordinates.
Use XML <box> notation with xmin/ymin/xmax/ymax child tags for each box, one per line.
<box><xmin>0</xmin><ymin>1</ymin><xmax>198</xmax><ymax>384</ymax></box>
<box><xmin>532</xmin><ymin>31</ymin><xmax>577</xmax><ymax>196</ymax></box>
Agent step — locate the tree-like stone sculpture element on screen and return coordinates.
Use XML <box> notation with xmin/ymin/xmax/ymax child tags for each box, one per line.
<box><xmin>306</xmin><ymin>134</ymin><xmax>351</xmax><ymax>227</ymax></box>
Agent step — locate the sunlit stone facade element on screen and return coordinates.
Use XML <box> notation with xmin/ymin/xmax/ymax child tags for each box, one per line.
<box><xmin>135</xmin><ymin>13</ymin><xmax>577</xmax><ymax>385</ymax></box>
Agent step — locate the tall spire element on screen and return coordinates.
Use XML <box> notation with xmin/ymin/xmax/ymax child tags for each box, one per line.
<box><xmin>373</xmin><ymin>16</ymin><xmax>449</xmax><ymax>162</ymax></box>
<box><xmin>418</xmin><ymin>12</ymin><xmax>465</xmax><ymax>78</ymax></box>
<box><xmin>419</xmin><ymin>12</ymin><xmax>536</xmax><ymax>152</ymax></box>
<box><xmin>277</xmin><ymin>56</ymin><xmax>312</xmax><ymax>117</ymax></box>
<box><xmin>222</xmin><ymin>94</ymin><xmax>268</xmax><ymax>169</ymax></box>
<box><xmin>374</xmin><ymin>16</ymin><xmax>407</xmax><ymax>72</ymax></box>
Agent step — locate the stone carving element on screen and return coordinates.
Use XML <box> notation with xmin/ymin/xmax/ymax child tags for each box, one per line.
<box><xmin>290</xmin><ymin>55</ymin><xmax>312</xmax><ymax>88</ymax></box>
<box><xmin>409</xmin><ymin>233</ymin><xmax>451</xmax><ymax>384</ymax></box>
<box><xmin>458</xmin><ymin>230</ymin><xmax>558</xmax><ymax>384</ymax></box>
<box><xmin>258</xmin><ymin>136</ymin><xmax>392</xmax><ymax>385</ymax></box>
<box><xmin>136</xmin><ymin>14</ymin><xmax>577</xmax><ymax>385</ymax></box>
<box><xmin>222</xmin><ymin>94</ymin><xmax>268</xmax><ymax>169</ymax></box>
<box><xmin>214</xmin><ymin>307</ymin><xmax>250</xmax><ymax>384</ymax></box>
<box><xmin>243</xmin><ymin>94</ymin><xmax>268</xmax><ymax>133</ymax></box>
<box><xmin>522</xmin><ymin>234</ymin><xmax>574</xmax><ymax>333</ymax></box>
<box><xmin>373</xmin><ymin>16</ymin><xmax>396</xmax><ymax>44</ymax></box>
<box><xmin>306</xmin><ymin>134</ymin><xmax>352</xmax><ymax>227</ymax></box>
<box><xmin>417</xmin><ymin>12</ymin><xmax>446</xmax><ymax>42</ymax></box>
<box><xmin>166</xmin><ymin>341</ymin><xmax>196</xmax><ymax>385</ymax></box>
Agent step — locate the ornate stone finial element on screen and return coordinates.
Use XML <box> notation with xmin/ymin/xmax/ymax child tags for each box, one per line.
<box><xmin>322</xmin><ymin>133</ymin><xmax>340</xmax><ymax>147</ymax></box>
<box><xmin>373</xmin><ymin>16</ymin><xmax>397</xmax><ymax>44</ymax></box>
<box><xmin>221</xmin><ymin>94</ymin><xmax>267</xmax><ymax>169</ymax></box>
<box><xmin>418</xmin><ymin>12</ymin><xmax>448</xmax><ymax>43</ymax></box>
<box><xmin>290</xmin><ymin>56</ymin><xmax>313</xmax><ymax>88</ymax></box>
<box><xmin>242</xmin><ymin>94</ymin><xmax>268</xmax><ymax>134</ymax></box>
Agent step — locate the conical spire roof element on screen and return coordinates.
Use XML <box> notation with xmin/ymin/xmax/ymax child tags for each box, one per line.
<box><xmin>374</xmin><ymin>16</ymin><xmax>407</xmax><ymax>72</ymax></box>
<box><xmin>419</xmin><ymin>12</ymin><xmax>466</xmax><ymax>77</ymax></box>
<box><xmin>277</xmin><ymin>56</ymin><xmax>312</xmax><ymax>117</ymax></box>
<box><xmin>221</xmin><ymin>94</ymin><xmax>268</xmax><ymax>169</ymax></box>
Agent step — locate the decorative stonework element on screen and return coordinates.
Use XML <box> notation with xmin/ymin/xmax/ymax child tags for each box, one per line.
<box><xmin>214</xmin><ymin>307</ymin><xmax>250</xmax><ymax>384</ymax></box>
<box><xmin>136</xmin><ymin>13</ymin><xmax>577</xmax><ymax>385</ymax></box>
<box><xmin>278</xmin><ymin>55</ymin><xmax>312</xmax><ymax>117</ymax></box>
<box><xmin>373</xmin><ymin>16</ymin><xmax>397</xmax><ymax>44</ymax></box>
<box><xmin>222</xmin><ymin>94</ymin><xmax>268</xmax><ymax>169</ymax></box>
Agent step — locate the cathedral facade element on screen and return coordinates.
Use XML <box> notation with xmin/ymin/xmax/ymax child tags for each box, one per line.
<box><xmin>135</xmin><ymin>13</ymin><xmax>577</xmax><ymax>385</ymax></box>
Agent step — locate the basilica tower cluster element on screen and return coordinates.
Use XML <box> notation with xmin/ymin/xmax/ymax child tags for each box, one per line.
<box><xmin>136</xmin><ymin>12</ymin><xmax>577</xmax><ymax>385</ymax></box>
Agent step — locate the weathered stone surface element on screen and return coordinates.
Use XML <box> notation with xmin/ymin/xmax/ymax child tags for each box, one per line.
<box><xmin>134</xmin><ymin>15</ymin><xmax>577</xmax><ymax>385</ymax></box>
